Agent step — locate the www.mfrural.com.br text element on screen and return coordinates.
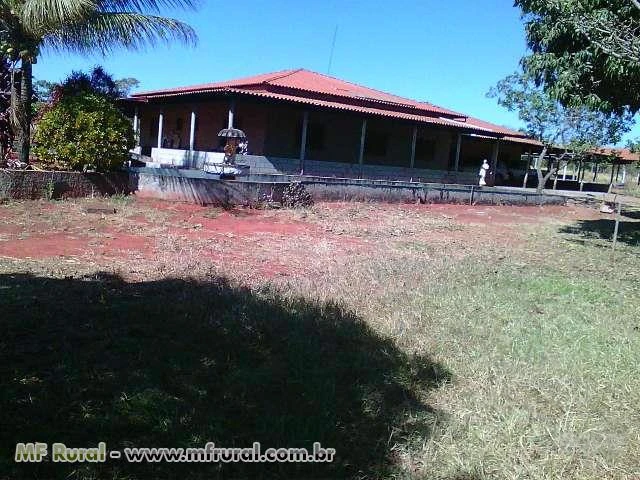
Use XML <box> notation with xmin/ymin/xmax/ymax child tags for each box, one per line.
<box><xmin>15</xmin><ymin>442</ymin><xmax>336</xmax><ymax>463</ymax></box>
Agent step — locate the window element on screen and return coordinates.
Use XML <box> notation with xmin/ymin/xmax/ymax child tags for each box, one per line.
<box><xmin>365</xmin><ymin>131</ymin><xmax>388</xmax><ymax>157</ymax></box>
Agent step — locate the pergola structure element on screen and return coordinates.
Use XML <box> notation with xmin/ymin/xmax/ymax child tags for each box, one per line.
<box><xmin>520</xmin><ymin>147</ymin><xmax>639</xmax><ymax>189</ymax></box>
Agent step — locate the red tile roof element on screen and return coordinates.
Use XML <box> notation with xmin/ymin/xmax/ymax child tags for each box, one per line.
<box><xmin>131</xmin><ymin>68</ymin><xmax>534</xmax><ymax>142</ymax></box>
<box><xmin>591</xmin><ymin>147</ymin><xmax>639</xmax><ymax>163</ymax></box>
<box><xmin>226</xmin><ymin>87</ymin><xmax>505</xmax><ymax>133</ymax></box>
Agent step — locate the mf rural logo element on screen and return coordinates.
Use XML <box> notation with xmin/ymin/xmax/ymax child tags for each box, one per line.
<box><xmin>15</xmin><ymin>442</ymin><xmax>107</xmax><ymax>462</ymax></box>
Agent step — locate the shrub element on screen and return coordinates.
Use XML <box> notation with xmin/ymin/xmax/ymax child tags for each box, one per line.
<box><xmin>282</xmin><ymin>182</ymin><xmax>314</xmax><ymax>208</ymax></box>
<box><xmin>34</xmin><ymin>92</ymin><xmax>133</xmax><ymax>171</ymax></box>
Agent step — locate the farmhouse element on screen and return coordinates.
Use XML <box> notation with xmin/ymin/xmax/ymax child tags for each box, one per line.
<box><xmin>127</xmin><ymin>68</ymin><xmax>543</xmax><ymax>184</ymax></box>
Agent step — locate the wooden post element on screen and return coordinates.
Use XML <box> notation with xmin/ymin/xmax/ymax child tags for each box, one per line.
<box><xmin>189</xmin><ymin>110</ymin><xmax>196</xmax><ymax>151</ymax></box>
<box><xmin>157</xmin><ymin>111</ymin><xmax>164</xmax><ymax>148</ymax></box>
<box><xmin>299</xmin><ymin>111</ymin><xmax>309</xmax><ymax>174</ymax></box>
<box><xmin>409</xmin><ymin>125</ymin><xmax>417</xmax><ymax>182</ymax></box>
<box><xmin>491</xmin><ymin>139</ymin><xmax>500</xmax><ymax>169</ymax></box>
<box><xmin>410</xmin><ymin>126</ymin><xmax>417</xmax><ymax>169</ymax></box>
<box><xmin>491</xmin><ymin>139</ymin><xmax>500</xmax><ymax>186</ymax></box>
<box><xmin>615</xmin><ymin>164</ymin><xmax>621</xmax><ymax>182</ymax></box>
<box><xmin>454</xmin><ymin>133</ymin><xmax>462</xmax><ymax>172</ymax></box>
<box><xmin>358</xmin><ymin>119</ymin><xmax>367</xmax><ymax>175</ymax></box>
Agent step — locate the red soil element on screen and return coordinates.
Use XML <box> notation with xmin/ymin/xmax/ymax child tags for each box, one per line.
<box><xmin>0</xmin><ymin>231</ymin><xmax>153</xmax><ymax>259</ymax></box>
<box><xmin>0</xmin><ymin>199</ymin><xmax>606</xmax><ymax>280</ymax></box>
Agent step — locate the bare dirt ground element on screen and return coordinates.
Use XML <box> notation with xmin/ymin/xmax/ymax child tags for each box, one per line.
<box><xmin>0</xmin><ymin>198</ymin><xmax>606</xmax><ymax>282</ymax></box>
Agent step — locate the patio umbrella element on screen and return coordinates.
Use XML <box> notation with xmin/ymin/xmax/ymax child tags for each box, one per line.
<box><xmin>217</xmin><ymin>128</ymin><xmax>246</xmax><ymax>139</ymax></box>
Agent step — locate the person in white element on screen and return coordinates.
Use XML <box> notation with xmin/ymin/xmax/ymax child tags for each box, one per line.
<box><xmin>478</xmin><ymin>159</ymin><xmax>490</xmax><ymax>186</ymax></box>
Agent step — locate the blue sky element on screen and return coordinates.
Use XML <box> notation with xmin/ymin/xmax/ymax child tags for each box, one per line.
<box><xmin>35</xmin><ymin>0</ymin><xmax>638</xmax><ymax>144</ymax></box>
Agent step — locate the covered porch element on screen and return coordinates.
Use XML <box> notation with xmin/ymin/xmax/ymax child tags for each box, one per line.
<box><xmin>128</xmin><ymin>94</ymin><xmax>528</xmax><ymax>185</ymax></box>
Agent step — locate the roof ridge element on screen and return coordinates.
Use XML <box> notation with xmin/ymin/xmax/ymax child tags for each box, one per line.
<box><xmin>262</xmin><ymin>68</ymin><xmax>304</xmax><ymax>85</ymax></box>
<box><xmin>292</xmin><ymin>68</ymin><xmax>461</xmax><ymax>114</ymax></box>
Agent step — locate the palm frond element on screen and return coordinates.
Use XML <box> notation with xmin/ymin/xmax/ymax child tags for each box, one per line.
<box><xmin>42</xmin><ymin>12</ymin><xmax>196</xmax><ymax>54</ymax></box>
<box><xmin>20</xmin><ymin>0</ymin><xmax>99</xmax><ymax>33</ymax></box>
<box><xmin>97</xmin><ymin>0</ymin><xmax>199</xmax><ymax>14</ymax></box>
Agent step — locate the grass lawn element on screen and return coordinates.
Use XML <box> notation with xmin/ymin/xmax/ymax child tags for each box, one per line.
<box><xmin>0</xmin><ymin>198</ymin><xmax>639</xmax><ymax>479</ymax></box>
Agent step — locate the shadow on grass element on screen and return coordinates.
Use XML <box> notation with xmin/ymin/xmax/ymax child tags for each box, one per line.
<box><xmin>559</xmin><ymin>213</ymin><xmax>640</xmax><ymax>248</ymax></box>
<box><xmin>0</xmin><ymin>273</ymin><xmax>450</xmax><ymax>479</ymax></box>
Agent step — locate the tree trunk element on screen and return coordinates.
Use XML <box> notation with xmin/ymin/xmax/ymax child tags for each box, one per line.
<box><xmin>535</xmin><ymin>146</ymin><xmax>548</xmax><ymax>194</ymax></box>
<box><xmin>15</xmin><ymin>58</ymin><xmax>32</xmax><ymax>164</ymax></box>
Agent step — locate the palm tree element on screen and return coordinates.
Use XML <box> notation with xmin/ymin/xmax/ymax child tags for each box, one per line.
<box><xmin>0</xmin><ymin>0</ymin><xmax>197</xmax><ymax>163</ymax></box>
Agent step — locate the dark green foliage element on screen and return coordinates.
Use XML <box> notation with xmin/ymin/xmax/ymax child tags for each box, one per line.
<box><xmin>282</xmin><ymin>182</ymin><xmax>314</xmax><ymax>208</ymax></box>
<box><xmin>33</xmin><ymin>92</ymin><xmax>134</xmax><ymax>171</ymax></box>
<box><xmin>59</xmin><ymin>66</ymin><xmax>135</xmax><ymax>100</ymax></box>
<box><xmin>516</xmin><ymin>0</ymin><xmax>640</xmax><ymax>113</ymax></box>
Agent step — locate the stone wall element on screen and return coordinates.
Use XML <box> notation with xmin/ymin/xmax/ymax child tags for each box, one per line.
<box><xmin>0</xmin><ymin>170</ymin><xmax>132</xmax><ymax>200</ymax></box>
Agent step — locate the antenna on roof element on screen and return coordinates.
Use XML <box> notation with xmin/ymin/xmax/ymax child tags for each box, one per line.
<box><xmin>327</xmin><ymin>25</ymin><xmax>338</xmax><ymax>75</ymax></box>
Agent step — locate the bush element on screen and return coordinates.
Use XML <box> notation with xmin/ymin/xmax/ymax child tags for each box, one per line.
<box><xmin>282</xmin><ymin>182</ymin><xmax>314</xmax><ymax>208</ymax></box>
<box><xmin>34</xmin><ymin>92</ymin><xmax>134</xmax><ymax>171</ymax></box>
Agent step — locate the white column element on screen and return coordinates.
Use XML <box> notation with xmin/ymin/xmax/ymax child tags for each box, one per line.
<box><xmin>133</xmin><ymin>107</ymin><xmax>139</xmax><ymax>146</ymax></box>
<box><xmin>358</xmin><ymin>119</ymin><xmax>367</xmax><ymax>166</ymax></box>
<box><xmin>454</xmin><ymin>133</ymin><xmax>462</xmax><ymax>171</ymax></box>
<box><xmin>299</xmin><ymin>111</ymin><xmax>309</xmax><ymax>174</ymax></box>
<box><xmin>189</xmin><ymin>110</ymin><xmax>196</xmax><ymax>151</ymax></box>
<box><xmin>622</xmin><ymin>166</ymin><xmax>627</xmax><ymax>184</ymax></box>
<box><xmin>228</xmin><ymin>98</ymin><xmax>235</xmax><ymax>129</ymax></box>
<box><xmin>409</xmin><ymin>126</ymin><xmax>417</xmax><ymax>169</ymax></box>
<box><xmin>562</xmin><ymin>163</ymin><xmax>567</xmax><ymax>180</ymax></box>
<box><xmin>157</xmin><ymin>111</ymin><xmax>164</xmax><ymax>148</ymax></box>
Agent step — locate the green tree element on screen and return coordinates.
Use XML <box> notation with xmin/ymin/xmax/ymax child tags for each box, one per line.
<box><xmin>0</xmin><ymin>0</ymin><xmax>197</xmax><ymax>164</ymax></box>
<box><xmin>516</xmin><ymin>0</ymin><xmax>640</xmax><ymax>114</ymax></box>
<box><xmin>488</xmin><ymin>72</ymin><xmax>632</xmax><ymax>193</ymax></box>
<box><xmin>34</xmin><ymin>92</ymin><xmax>133</xmax><ymax>171</ymax></box>
<box><xmin>115</xmin><ymin>77</ymin><xmax>140</xmax><ymax>97</ymax></box>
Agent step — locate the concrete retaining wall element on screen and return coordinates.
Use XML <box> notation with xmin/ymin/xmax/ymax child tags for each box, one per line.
<box><xmin>0</xmin><ymin>168</ymin><xmax>568</xmax><ymax>207</ymax></box>
<box><xmin>131</xmin><ymin>168</ymin><xmax>567</xmax><ymax>206</ymax></box>
<box><xmin>0</xmin><ymin>169</ymin><xmax>132</xmax><ymax>200</ymax></box>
